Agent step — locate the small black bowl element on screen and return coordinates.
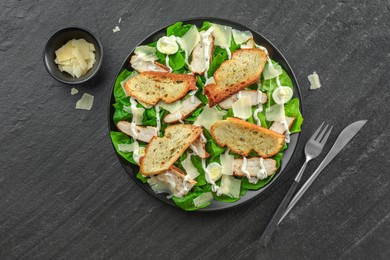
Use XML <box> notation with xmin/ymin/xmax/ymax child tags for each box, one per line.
<box><xmin>43</xmin><ymin>27</ymin><xmax>103</xmax><ymax>84</ymax></box>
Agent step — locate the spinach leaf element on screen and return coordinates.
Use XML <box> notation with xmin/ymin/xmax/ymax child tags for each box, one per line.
<box><xmin>195</xmin><ymin>76</ymin><xmax>208</xmax><ymax>104</ymax></box>
<box><xmin>207</xmin><ymin>46</ymin><xmax>228</xmax><ymax>77</ymax></box>
<box><xmin>203</xmin><ymin>129</ymin><xmax>225</xmax><ymax>157</ymax></box>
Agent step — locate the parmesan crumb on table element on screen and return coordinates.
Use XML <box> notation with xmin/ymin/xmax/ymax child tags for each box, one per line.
<box><xmin>113</xmin><ymin>26</ymin><xmax>120</xmax><ymax>33</ymax></box>
<box><xmin>308</xmin><ymin>71</ymin><xmax>321</xmax><ymax>89</ymax></box>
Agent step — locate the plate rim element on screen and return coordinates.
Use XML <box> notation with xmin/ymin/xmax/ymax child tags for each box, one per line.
<box><xmin>107</xmin><ymin>17</ymin><xmax>303</xmax><ymax>211</ymax></box>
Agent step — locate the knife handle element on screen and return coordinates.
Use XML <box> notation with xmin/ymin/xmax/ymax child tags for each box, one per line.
<box><xmin>259</xmin><ymin>180</ymin><xmax>300</xmax><ymax>247</ymax></box>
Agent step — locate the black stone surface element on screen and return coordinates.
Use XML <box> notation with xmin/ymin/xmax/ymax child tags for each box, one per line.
<box><xmin>1</xmin><ymin>0</ymin><xmax>389</xmax><ymax>259</ymax></box>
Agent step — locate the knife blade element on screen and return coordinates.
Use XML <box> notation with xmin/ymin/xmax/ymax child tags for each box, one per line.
<box><xmin>278</xmin><ymin>120</ymin><xmax>368</xmax><ymax>225</ymax></box>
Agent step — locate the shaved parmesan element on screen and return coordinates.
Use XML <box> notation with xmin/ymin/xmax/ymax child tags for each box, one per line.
<box><xmin>55</xmin><ymin>39</ymin><xmax>96</xmax><ymax>78</ymax></box>
<box><xmin>265</xmin><ymin>103</ymin><xmax>285</xmax><ymax>122</ymax></box>
<box><xmin>118</xmin><ymin>142</ymin><xmax>139</xmax><ymax>153</ymax></box>
<box><xmin>232</xmin><ymin>29</ymin><xmax>253</xmax><ymax>44</ymax></box>
<box><xmin>218</xmin><ymin>175</ymin><xmax>241</xmax><ymax>198</ymax></box>
<box><xmin>220</xmin><ymin>150</ymin><xmax>234</xmax><ymax>175</ymax></box>
<box><xmin>134</xmin><ymin>46</ymin><xmax>158</xmax><ymax>61</ymax></box>
<box><xmin>212</xmin><ymin>24</ymin><xmax>232</xmax><ymax>48</ymax></box>
<box><xmin>180</xmin><ymin>25</ymin><xmax>201</xmax><ymax>57</ymax></box>
<box><xmin>232</xmin><ymin>92</ymin><xmax>252</xmax><ymax>119</ymax></box>
<box><xmin>181</xmin><ymin>154</ymin><xmax>200</xmax><ymax>180</ymax></box>
<box><xmin>263</xmin><ymin>60</ymin><xmax>282</xmax><ymax>80</ymax></box>
<box><xmin>75</xmin><ymin>93</ymin><xmax>94</xmax><ymax>110</ymax></box>
<box><xmin>158</xmin><ymin>100</ymin><xmax>181</xmax><ymax>113</ymax></box>
<box><xmin>194</xmin><ymin>105</ymin><xmax>227</xmax><ymax>131</ymax></box>
<box><xmin>147</xmin><ymin>172</ymin><xmax>177</xmax><ymax>196</ymax></box>
<box><xmin>308</xmin><ymin>71</ymin><xmax>321</xmax><ymax>89</ymax></box>
<box><xmin>193</xmin><ymin>192</ymin><xmax>213</xmax><ymax>207</ymax></box>
<box><xmin>70</xmin><ymin>87</ymin><xmax>78</xmax><ymax>95</ymax></box>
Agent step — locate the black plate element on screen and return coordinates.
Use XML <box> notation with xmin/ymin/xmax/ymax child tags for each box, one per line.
<box><xmin>108</xmin><ymin>17</ymin><xmax>303</xmax><ymax>211</ymax></box>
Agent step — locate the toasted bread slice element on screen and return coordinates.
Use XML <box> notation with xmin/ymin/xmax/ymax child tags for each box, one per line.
<box><xmin>123</xmin><ymin>72</ymin><xmax>197</xmax><ymax>105</ymax></box>
<box><xmin>140</xmin><ymin>124</ymin><xmax>203</xmax><ymax>175</ymax></box>
<box><xmin>204</xmin><ymin>49</ymin><xmax>267</xmax><ymax>107</ymax></box>
<box><xmin>147</xmin><ymin>166</ymin><xmax>197</xmax><ymax>197</ymax></box>
<box><xmin>233</xmin><ymin>157</ymin><xmax>277</xmax><ymax>178</ymax></box>
<box><xmin>117</xmin><ymin>121</ymin><xmax>157</xmax><ymax>143</ymax></box>
<box><xmin>210</xmin><ymin>118</ymin><xmax>285</xmax><ymax>157</ymax></box>
<box><xmin>269</xmin><ymin>116</ymin><xmax>295</xmax><ymax>134</ymax></box>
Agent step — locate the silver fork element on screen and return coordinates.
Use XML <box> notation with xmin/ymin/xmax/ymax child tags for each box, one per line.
<box><xmin>259</xmin><ymin>122</ymin><xmax>333</xmax><ymax>247</ymax></box>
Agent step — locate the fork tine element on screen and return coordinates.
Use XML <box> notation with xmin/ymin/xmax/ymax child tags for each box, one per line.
<box><xmin>316</xmin><ymin>124</ymin><xmax>329</xmax><ymax>142</ymax></box>
<box><xmin>319</xmin><ymin>126</ymin><xmax>333</xmax><ymax>145</ymax></box>
<box><xmin>310</xmin><ymin>122</ymin><xmax>324</xmax><ymax>141</ymax></box>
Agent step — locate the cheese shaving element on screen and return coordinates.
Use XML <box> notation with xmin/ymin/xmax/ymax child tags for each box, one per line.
<box><xmin>75</xmin><ymin>93</ymin><xmax>94</xmax><ymax>110</ymax></box>
<box><xmin>308</xmin><ymin>71</ymin><xmax>321</xmax><ymax>89</ymax></box>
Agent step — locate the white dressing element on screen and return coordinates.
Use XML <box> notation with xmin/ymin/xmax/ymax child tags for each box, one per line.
<box><xmin>201</xmin><ymin>28</ymin><xmax>214</xmax><ymax>79</ymax></box>
<box><xmin>155</xmin><ymin>104</ymin><xmax>161</xmax><ymax>134</ymax></box>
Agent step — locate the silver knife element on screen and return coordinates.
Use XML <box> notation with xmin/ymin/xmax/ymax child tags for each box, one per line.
<box><xmin>278</xmin><ymin>120</ymin><xmax>368</xmax><ymax>225</ymax></box>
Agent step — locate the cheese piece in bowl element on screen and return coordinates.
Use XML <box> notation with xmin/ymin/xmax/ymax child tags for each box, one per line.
<box><xmin>54</xmin><ymin>39</ymin><xmax>96</xmax><ymax>78</ymax></box>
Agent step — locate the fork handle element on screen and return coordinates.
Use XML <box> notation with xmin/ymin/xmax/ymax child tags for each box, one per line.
<box><xmin>259</xmin><ymin>179</ymin><xmax>300</xmax><ymax>247</ymax></box>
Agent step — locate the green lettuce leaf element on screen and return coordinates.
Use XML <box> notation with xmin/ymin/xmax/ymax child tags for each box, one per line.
<box><xmin>110</xmin><ymin>131</ymin><xmax>137</xmax><ymax>165</ymax></box>
<box><xmin>113</xmin><ymin>69</ymin><xmax>136</xmax><ymax>102</ymax></box>
<box><xmin>167</xmin><ymin>22</ymin><xmax>192</xmax><ymax>37</ymax></box>
<box><xmin>284</xmin><ymin>98</ymin><xmax>304</xmax><ymax>133</ymax></box>
<box><xmin>241</xmin><ymin>175</ymin><xmax>273</xmax><ymax>190</ymax></box>
<box><xmin>172</xmin><ymin>187</ymin><xmax>209</xmax><ymax>211</ymax></box>
<box><xmin>190</xmin><ymin>155</ymin><xmax>207</xmax><ymax>186</ymax></box>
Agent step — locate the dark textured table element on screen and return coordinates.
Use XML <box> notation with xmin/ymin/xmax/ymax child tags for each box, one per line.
<box><xmin>1</xmin><ymin>0</ymin><xmax>389</xmax><ymax>259</ymax></box>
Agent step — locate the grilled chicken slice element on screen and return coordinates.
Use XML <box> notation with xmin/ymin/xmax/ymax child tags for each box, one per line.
<box><xmin>147</xmin><ymin>166</ymin><xmax>196</xmax><ymax>197</ymax></box>
<box><xmin>269</xmin><ymin>116</ymin><xmax>295</xmax><ymax>134</ymax></box>
<box><xmin>163</xmin><ymin>96</ymin><xmax>202</xmax><ymax>124</ymax></box>
<box><xmin>218</xmin><ymin>90</ymin><xmax>267</xmax><ymax>109</ymax></box>
<box><xmin>130</xmin><ymin>54</ymin><xmax>169</xmax><ymax>73</ymax></box>
<box><xmin>117</xmin><ymin>121</ymin><xmax>158</xmax><ymax>143</ymax></box>
<box><xmin>190</xmin><ymin>136</ymin><xmax>210</xmax><ymax>159</ymax></box>
<box><xmin>190</xmin><ymin>31</ymin><xmax>214</xmax><ymax>75</ymax></box>
<box><xmin>233</xmin><ymin>157</ymin><xmax>277</xmax><ymax>178</ymax></box>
